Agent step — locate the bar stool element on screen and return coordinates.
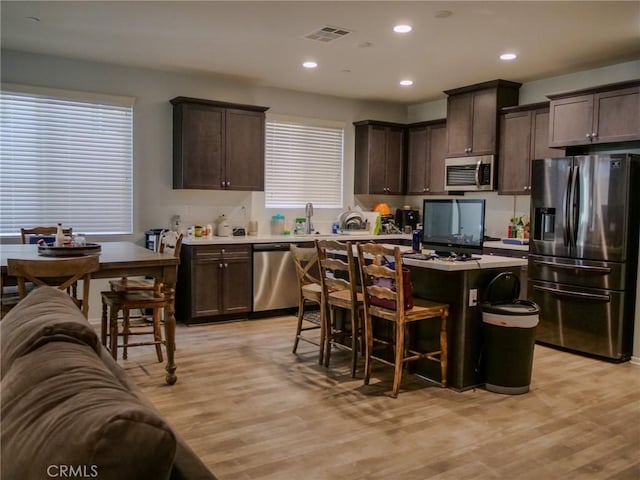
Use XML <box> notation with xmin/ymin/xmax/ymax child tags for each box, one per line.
<box><xmin>316</xmin><ymin>239</ymin><xmax>364</xmax><ymax>378</ymax></box>
<box><xmin>101</xmin><ymin>290</ymin><xmax>166</xmax><ymax>362</ymax></box>
<box><xmin>101</xmin><ymin>232</ymin><xmax>182</xmax><ymax>362</ymax></box>
<box><xmin>290</xmin><ymin>244</ymin><xmax>325</xmax><ymax>364</ymax></box>
<box><xmin>357</xmin><ymin>243</ymin><xmax>449</xmax><ymax>398</ymax></box>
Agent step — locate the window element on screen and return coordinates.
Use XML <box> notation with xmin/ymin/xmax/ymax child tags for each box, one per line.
<box><xmin>0</xmin><ymin>84</ymin><xmax>133</xmax><ymax>236</ymax></box>
<box><xmin>265</xmin><ymin>115</ymin><xmax>344</xmax><ymax>208</ymax></box>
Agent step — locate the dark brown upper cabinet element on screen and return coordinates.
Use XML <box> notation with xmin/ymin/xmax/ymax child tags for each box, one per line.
<box><xmin>498</xmin><ymin>103</ymin><xmax>560</xmax><ymax>195</ymax></box>
<box><xmin>547</xmin><ymin>80</ymin><xmax>640</xmax><ymax>148</ymax></box>
<box><xmin>171</xmin><ymin>97</ymin><xmax>269</xmax><ymax>190</ymax></box>
<box><xmin>444</xmin><ymin>79</ymin><xmax>521</xmax><ymax>158</ymax></box>
<box><xmin>354</xmin><ymin>120</ymin><xmax>405</xmax><ymax>195</ymax></box>
<box><xmin>406</xmin><ymin>120</ymin><xmax>447</xmax><ymax>195</ymax></box>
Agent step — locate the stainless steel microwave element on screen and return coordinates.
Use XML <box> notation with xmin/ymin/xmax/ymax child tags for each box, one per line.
<box><xmin>444</xmin><ymin>155</ymin><xmax>495</xmax><ymax>191</ymax></box>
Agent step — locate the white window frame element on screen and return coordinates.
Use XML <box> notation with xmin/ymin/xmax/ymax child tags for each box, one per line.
<box><xmin>0</xmin><ymin>84</ymin><xmax>134</xmax><ymax>237</ymax></box>
<box><xmin>264</xmin><ymin>114</ymin><xmax>344</xmax><ymax>209</ymax></box>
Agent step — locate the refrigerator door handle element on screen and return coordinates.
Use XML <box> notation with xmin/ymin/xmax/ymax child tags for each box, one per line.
<box><xmin>532</xmin><ymin>260</ymin><xmax>612</xmax><ymax>274</ymax></box>
<box><xmin>569</xmin><ymin>165</ymin><xmax>579</xmax><ymax>248</ymax></box>
<box><xmin>562</xmin><ymin>165</ymin><xmax>573</xmax><ymax>247</ymax></box>
<box><xmin>533</xmin><ymin>285</ymin><xmax>610</xmax><ymax>302</ymax></box>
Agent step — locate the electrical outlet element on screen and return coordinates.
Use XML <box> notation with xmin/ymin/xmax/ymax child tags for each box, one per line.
<box><xmin>469</xmin><ymin>289</ymin><xmax>478</xmax><ymax>307</ymax></box>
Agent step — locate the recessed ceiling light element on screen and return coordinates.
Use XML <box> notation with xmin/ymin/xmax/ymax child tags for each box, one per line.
<box><xmin>500</xmin><ymin>53</ymin><xmax>517</xmax><ymax>61</ymax></box>
<box><xmin>393</xmin><ymin>25</ymin><xmax>412</xmax><ymax>33</ymax></box>
<box><xmin>302</xmin><ymin>61</ymin><xmax>318</xmax><ymax>69</ymax></box>
<box><xmin>400</xmin><ymin>80</ymin><xmax>414</xmax><ymax>87</ymax></box>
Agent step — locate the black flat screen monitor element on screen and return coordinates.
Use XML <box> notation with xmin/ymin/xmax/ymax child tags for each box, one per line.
<box><xmin>422</xmin><ymin>199</ymin><xmax>485</xmax><ymax>259</ymax></box>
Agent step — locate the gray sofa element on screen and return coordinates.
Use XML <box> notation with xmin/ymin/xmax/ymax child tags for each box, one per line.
<box><xmin>1</xmin><ymin>286</ymin><xmax>216</xmax><ymax>480</ymax></box>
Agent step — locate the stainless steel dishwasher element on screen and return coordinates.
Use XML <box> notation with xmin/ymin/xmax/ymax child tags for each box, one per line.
<box><xmin>252</xmin><ymin>243</ymin><xmax>299</xmax><ymax>312</ymax></box>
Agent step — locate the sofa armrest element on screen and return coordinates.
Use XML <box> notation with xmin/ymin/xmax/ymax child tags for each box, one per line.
<box><xmin>171</xmin><ymin>439</ymin><xmax>217</xmax><ymax>480</ymax></box>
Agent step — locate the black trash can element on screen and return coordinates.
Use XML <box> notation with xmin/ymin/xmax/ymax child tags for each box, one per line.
<box><xmin>482</xmin><ymin>272</ymin><xmax>539</xmax><ymax>394</ymax></box>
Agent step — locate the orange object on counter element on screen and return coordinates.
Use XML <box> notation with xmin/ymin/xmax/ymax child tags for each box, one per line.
<box><xmin>373</xmin><ymin>203</ymin><xmax>391</xmax><ymax>216</ymax></box>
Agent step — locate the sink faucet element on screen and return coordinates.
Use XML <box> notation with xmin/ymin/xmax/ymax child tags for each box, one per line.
<box><xmin>304</xmin><ymin>202</ymin><xmax>314</xmax><ymax>234</ymax></box>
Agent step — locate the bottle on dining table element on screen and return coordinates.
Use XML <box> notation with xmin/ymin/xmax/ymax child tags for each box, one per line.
<box><xmin>55</xmin><ymin>223</ymin><xmax>64</xmax><ymax>247</ymax></box>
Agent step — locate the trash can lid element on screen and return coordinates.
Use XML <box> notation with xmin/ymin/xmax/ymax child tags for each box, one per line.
<box><xmin>482</xmin><ymin>299</ymin><xmax>539</xmax><ymax>316</ymax></box>
<box><xmin>484</xmin><ymin>271</ymin><xmax>520</xmax><ymax>305</ymax></box>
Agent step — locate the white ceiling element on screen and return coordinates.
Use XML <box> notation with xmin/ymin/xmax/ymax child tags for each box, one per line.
<box><xmin>2</xmin><ymin>1</ymin><xmax>639</xmax><ymax>104</ymax></box>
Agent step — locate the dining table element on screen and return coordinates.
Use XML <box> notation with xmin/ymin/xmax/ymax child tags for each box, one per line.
<box><xmin>0</xmin><ymin>241</ymin><xmax>180</xmax><ymax>385</ymax></box>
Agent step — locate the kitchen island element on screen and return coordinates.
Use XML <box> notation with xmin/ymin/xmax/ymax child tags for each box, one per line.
<box><xmin>401</xmin><ymin>254</ymin><xmax>527</xmax><ymax>391</ymax></box>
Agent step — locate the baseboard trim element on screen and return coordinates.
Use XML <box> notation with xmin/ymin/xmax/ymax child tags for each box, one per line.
<box><xmin>630</xmin><ymin>356</ymin><xmax>640</xmax><ymax>366</ymax></box>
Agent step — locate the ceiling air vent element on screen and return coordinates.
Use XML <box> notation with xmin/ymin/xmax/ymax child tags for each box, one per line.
<box><xmin>304</xmin><ymin>26</ymin><xmax>352</xmax><ymax>43</ymax></box>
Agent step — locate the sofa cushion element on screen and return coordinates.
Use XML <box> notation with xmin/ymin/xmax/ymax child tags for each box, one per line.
<box><xmin>0</xmin><ymin>286</ymin><xmax>100</xmax><ymax>378</ymax></box>
<box><xmin>1</xmin><ymin>340</ymin><xmax>177</xmax><ymax>480</ymax></box>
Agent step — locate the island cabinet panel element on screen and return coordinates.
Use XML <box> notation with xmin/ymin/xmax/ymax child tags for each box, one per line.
<box><xmin>176</xmin><ymin>244</ymin><xmax>252</xmax><ymax>324</ymax></box>
<box><xmin>172</xmin><ymin>97</ymin><xmax>268</xmax><ymax>191</ymax></box>
<box><xmin>354</xmin><ymin>120</ymin><xmax>405</xmax><ymax>195</ymax></box>
<box><xmin>548</xmin><ymin>80</ymin><xmax>640</xmax><ymax>147</ymax></box>
<box><xmin>444</xmin><ymin>79</ymin><xmax>521</xmax><ymax>158</ymax></box>
<box><xmin>499</xmin><ymin>103</ymin><xmax>560</xmax><ymax>195</ymax></box>
<box><xmin>406</xmin><ymin>120</ymin><xmax>447</xmax><ymax>195</ymax></box>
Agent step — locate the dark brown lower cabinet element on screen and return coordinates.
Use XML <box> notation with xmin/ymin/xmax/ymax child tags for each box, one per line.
<box><xmin>177</xmin><ymin>244</ymin><xmax>251</xmax><ymax>323</ymax></box>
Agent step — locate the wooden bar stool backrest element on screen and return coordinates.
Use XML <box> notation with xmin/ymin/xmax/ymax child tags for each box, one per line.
<box><xmin>20</xmin><ymin>226</ymin><xmax>73</xmax><ymax>244</ymax></box>
<box><xmin>315</xmin><ymin>239</ymin><xmax>359</xmax><ymax>307</ymax></box>
<box><xmin>290</xmin><ymin>245</ymin><xmax>320</xmax><ymax>291</ymax></box>
<box><xmin>110</xmin><ymin>232</ymin><xmax>183</xmax><ymax>292</ymax></box>
<box><xmin>357</xmin><ymin>243</ymin><xmax>406</xmax><ymax>320</ymax></box>
<box><xmin>7</xmin><ymin>255</ymin><xmax>100</xmax><ymax>318</ymax></box>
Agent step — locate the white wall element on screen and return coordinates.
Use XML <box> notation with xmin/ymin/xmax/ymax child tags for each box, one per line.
<box><xmin>0</xmin><ymin>49</ymin><xmax>406</xmax><ymax>243</ymax></box>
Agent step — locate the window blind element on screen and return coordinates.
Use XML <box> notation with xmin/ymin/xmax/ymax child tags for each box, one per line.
<box><xmin>0</xmin><ymin>88</ymin><xmax>133</xmax><ymax>236</ymax></box>
<box><xmin>265</xmin><ymin>118</ymin><xmax>344</xmax><ymax>208</ymax></box>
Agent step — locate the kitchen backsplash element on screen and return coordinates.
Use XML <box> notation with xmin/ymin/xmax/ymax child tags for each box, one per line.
<box><xmin>165</xmin><ymin>190</ymin><xmax>530</xmax><ymax>238</ymax></box>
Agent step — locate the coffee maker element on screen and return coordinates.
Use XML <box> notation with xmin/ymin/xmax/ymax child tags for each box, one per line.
<box><xmin>395</xmin><ymin>208</ymin><xmax>420</xmax><ymax>231</ymax></box>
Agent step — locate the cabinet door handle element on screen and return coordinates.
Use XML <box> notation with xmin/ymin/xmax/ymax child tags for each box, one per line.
<box><xmin>426</xmin><ymin>187</ymin><xmax>430</xmax><ymax>192</ymax></box>
<box><xmin>224</xmin><ymin>263</ymin><xmax>228</xmax><ymax>268</ymax></box>
<box><xmin>227</xmin><ymin>181</ymin><xmax>230</xmax><ymax>188</ymax></box>
<box><xmin>592</xmin><ymin>132</ymin><xmax>597</xmax><ymax>138</ymax></box>
<box><xmin>221</xmin><ymin>181</ymin><xmax>226</xmax><ymax>187</ymax></box>
<box><xmin>219</xmin><ymin>263</ymin><xmax>223</xmax><ymax>268</ymax></box>
<box><xmin>585</xmin><ymin>133</ymin><xmax>592</xmax><ymax>139</ymax></box>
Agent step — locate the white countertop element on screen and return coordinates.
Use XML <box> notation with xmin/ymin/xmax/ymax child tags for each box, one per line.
<box><xmin>182</xmin><ymin>233</ymin><xmax>411</xmax><ymax>245</ymax></box>
<box><xmin>402</xmin><ymin>253</ymin><xmax>527</xmax><ymax>271</ymax></box>
<box><xmin>483</xmin><ymin>240</ymin><xmax>529</xmax><ymax>252</ymax></box>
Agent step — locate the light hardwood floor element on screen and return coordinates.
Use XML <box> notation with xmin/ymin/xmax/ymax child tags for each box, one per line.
<box><xmin>122</xmin><ymin>315</ymin><xmax>640</xmax><ymax>480</ymax></box>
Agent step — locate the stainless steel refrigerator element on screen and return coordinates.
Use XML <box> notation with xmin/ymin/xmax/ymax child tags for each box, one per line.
<box><xmin>528</xmin><ymin>154</ymin><xmax>640</xmax><ymax>361</ymax></box>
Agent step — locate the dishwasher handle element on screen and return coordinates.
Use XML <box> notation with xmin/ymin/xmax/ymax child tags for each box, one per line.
<box><xmin>253</xmin><ymin>243</ymin><xmax>292</xmax><ymax>252</ymax></box>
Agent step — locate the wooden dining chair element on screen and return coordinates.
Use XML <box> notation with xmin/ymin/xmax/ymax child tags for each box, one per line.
<box><xmin>290</xmin><ymin>244</ymin><xmax>324</xmax><ymax>364</ymax></box>
<box><xmin>357</xmin><ymin>243</ymin><xmax>449</xmax><ymax>398</ymax></box>
<box><xmin>20</xmin><ymin>226</ymin><xmax>73</xmax><ymax>244</ymax></box>
<box><xmin>7</xmin><ymin>255</ymin><xmax>100</xmax><ymax>318</ymax></box>
<box><xmin>316</xmin><ymin>239</ymin><xmax>364</xmax><ymax>378</ymax></box>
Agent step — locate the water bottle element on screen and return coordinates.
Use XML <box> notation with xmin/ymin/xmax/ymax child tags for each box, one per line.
<box><xmin>412</xmin><ymin>230</ymin><xmax>422</xmax><ymax>252</ymax></box>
